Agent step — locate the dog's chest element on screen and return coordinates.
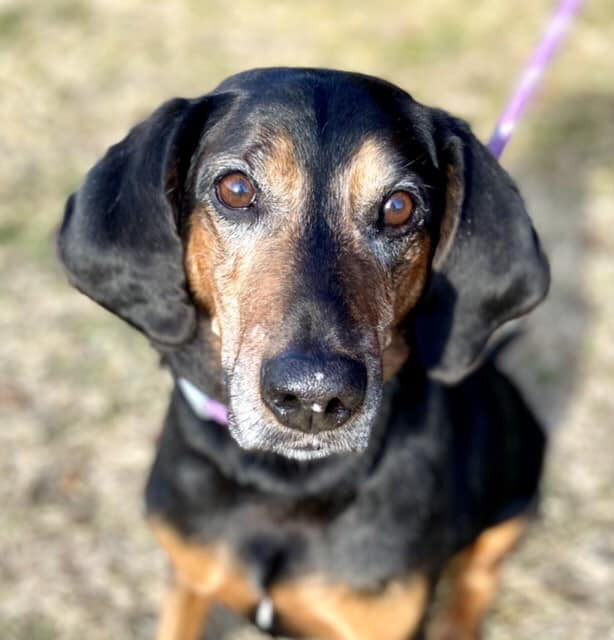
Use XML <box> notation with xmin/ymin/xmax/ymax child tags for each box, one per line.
<box><xmin>147</xmin><ymin>430</ymin><xmax>449</xmax><ymax>593</ymax></box>
<box><xmin>149</xmin><ymin>451</ymin><xmax>446</xmax><ymax>638</ymax></box>
<box><xmin>151</xmin><ymin>503</ymin><xmax>433</xmax><ymax>639</ymax></box>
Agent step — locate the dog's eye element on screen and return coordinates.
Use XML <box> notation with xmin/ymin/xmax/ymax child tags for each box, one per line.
<box><xmin>382</xmin><ymin>191</ymin><xmax>414</xmax><ymax>227</ymax></box>
<box><xmin>216</xmin><ymin>172</ymin><xmax>256</xmax><ymax>209</ymax></box>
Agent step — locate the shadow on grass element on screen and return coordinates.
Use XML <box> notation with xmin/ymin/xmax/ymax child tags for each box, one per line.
<box><xmin>503</xmin><ymin>91</ymin><xmax>614</xmax><ymax>429</ymax></box>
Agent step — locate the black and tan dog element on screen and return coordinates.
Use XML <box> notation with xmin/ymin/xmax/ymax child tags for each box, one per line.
<box><xmin>58</xmin><ymin>68</ymin><xmax>549</xmax><ymax>640</ymax></box>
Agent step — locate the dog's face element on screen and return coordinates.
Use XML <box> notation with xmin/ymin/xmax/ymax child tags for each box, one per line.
<box><xmin>58</xmin><ymin>68</ymin><xmax>549</xmax><ymax>460</ymax></box>
<box><xmin>182</xmin><ymin>77</ymin><xmax>439</xmax><ymax>457</ymax></box>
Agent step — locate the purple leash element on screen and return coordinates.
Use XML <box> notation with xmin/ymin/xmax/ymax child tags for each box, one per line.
<box><xmin>179</xmin><ymin>0</ymin><xmax>583</xmax><ymax>428</ymax></box>
<box><xmin>488</xmin><ymin>0</ymin><xmax>585</xmax><ymax>159</ymax></box>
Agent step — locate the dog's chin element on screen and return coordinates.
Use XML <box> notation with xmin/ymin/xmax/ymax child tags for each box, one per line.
<box><xmin>265</xmin><ymin>434</ymin><xmax>371</xmax><ymax>460</ymax></box>
<box><xmin>270</xmin><ymin>443</ymin><xmax>353</xmax><ymax>461</ymax></box>
<box><xmin>227</xmin><ymin>414</ymin><xmax>373</xmax><ymax>461</ymax></box>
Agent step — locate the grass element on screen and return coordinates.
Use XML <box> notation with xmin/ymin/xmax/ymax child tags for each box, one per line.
<box><xmin>1</xmin><ymin>1</ymin><xmax>614</xmax><ymax>638</ymax></box>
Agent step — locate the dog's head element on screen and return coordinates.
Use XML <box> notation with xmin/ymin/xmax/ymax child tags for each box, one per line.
<box><xmin>58</xmin><ymin>68</ymin><xmax>549</xmax><ymax>460</ymax></box>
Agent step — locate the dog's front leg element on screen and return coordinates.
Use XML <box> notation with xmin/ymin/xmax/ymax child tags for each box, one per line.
<box><xmin>150</xmin><ymin>519</ymin><xmax>261</xmax><ymax>640</ymax></box>
<box><xmin>157</xmin><ymin>580</ymin><xmax>211</xmax><ymax>640</ymax></box>
<box><xmin>430</xmin><ymin>515</ymin><xmax>528</xmax><ymax>640</ymax></box>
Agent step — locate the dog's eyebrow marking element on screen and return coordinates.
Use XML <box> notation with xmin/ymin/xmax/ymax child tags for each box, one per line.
<box><xmin>341</xmin><ymin>136</ymin><xmax>404</xmax><ymax>212</ymax></box>
<box><xmin>249</xmin><ymin>130</ymin><xmax>306</xmax><ymax>216</ymax></box>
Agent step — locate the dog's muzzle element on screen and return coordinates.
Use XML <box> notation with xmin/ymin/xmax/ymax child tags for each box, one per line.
<box><xmin>260</xmin><ymin>350</ymin><xmax>367</xmax><ymax>434</ymax></box>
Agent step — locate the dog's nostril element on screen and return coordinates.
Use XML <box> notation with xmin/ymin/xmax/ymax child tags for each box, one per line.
<box><xmin>325</xmin><ymin>398</ymin><xmax>344</xmax><ymax>415</ymax></box>
<box><xmin>274</xmin><ymin>393</ymin><xmax>300</xmax><ymax>410</ymax></box>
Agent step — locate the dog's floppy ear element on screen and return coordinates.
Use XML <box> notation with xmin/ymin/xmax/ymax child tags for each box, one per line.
<box><xmin>415</xmin><ymin>113</ymin><xmax>550</xmax><ymax>384</ymax></box>
<box><xmin>58</xmin><ymin>96</ymin><xmax>217</xmax><ymax>345</ymax></box>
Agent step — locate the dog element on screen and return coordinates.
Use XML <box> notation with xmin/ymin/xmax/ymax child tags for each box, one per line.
<box><xmin>58</xmin><ymin>68</ymin><xmax>549</xmax><ymax>640</ymax></box>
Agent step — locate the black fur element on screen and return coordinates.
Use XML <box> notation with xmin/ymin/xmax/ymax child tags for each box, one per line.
<box><xmin>58</xmin><ymin>68</ymin><xmax>549</xmax><ymax>636</ymax></box>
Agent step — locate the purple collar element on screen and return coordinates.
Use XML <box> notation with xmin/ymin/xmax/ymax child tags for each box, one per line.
<box><xmin>177</xmin><ymin>377</ymin><xmax>229</xmax><ymax>426</ymax></box>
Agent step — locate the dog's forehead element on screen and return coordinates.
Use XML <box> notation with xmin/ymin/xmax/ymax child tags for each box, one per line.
<box><xmin>199</xmin><ymin>76</ymin><xmax>423</xmax><ymax>195</ymax></box>
<box><xmin>206</xmin><ymin>68</ymin><xmax>416</xmax><ymax>158</ymax></box>
<box><xmin>213</xmin><ymin>67</ymin><xmax>410</xmax><ymax>118</ymax></box>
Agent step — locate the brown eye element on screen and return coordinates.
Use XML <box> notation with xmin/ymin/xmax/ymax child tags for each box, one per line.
<box><xmin>382</xmin><ymin>191</ymin><xmax>414</xmax><ymax>227</ymax></box>
<box><xmin>216</xmin><ymin>172</ymin><xmax>256</xmax><ymax>209</ymax></box>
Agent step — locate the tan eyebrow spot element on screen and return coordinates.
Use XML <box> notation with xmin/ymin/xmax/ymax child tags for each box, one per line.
<box><xmin>344</xmin><ymin>136</ymin><xmax>400</xmax><ymax>212</ymax></box>
<box><xmin>257</xmin><ymin>131</ymin><xmax>305</xmax><ymax>215</ymax></box>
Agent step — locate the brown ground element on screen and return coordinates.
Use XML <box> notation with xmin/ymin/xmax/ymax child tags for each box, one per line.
<box><xmin>1</xmin><ymin>1</ymin><xmax>613</xmax><ymax>638</ymax></box>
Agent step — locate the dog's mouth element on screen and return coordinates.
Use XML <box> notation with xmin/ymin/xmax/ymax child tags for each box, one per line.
<box><xmin>275</xmin><ymin>440</ymin><xmax>342</xmax><ymax>461</ymax></box>
<box><xmin>226</xmin><ymin>415</ymin><xmax>375</xmax><ymax>460</ymax></box>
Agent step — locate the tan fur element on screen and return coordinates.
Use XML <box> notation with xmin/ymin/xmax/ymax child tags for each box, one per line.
<box><xmin>184</xmin><ymin>132</ymin><xmax>307</xmax><ymax>368</ymax></box>
<box><xmin>257</xmin><ymin>131</ymin><xmax>306</xmax><ymax>215</ymax></box>
<box><xmin>150</xmin><ymin>519</ymin><xmax>260</xmax><ymax>640</ymax></box>
<box><xmin>184</xmin><ymin>211</ymin><xmax>219</xmax><ymax>314</ymax></box>
<box><xmin>334</xmin><ymin>136</ymin><xmax>432</xmax><ymax>365</ymax></box>
<box><xmin>382</xmin><ymin>331</ymin><xmax>411</xmax><ymax>381</ymax></box>
<box><xmin>431</xmin><ymin>515</ymin><xmax>529</xmax><ymax>640</ymax></box>
<box><xmin>343</xmin><ymin>138</ymin><xmax>434</xmax><ymax>333</ymax></box>
<box><xmin>344</xmin><ymin>137</ymin><xmax>401</xmax><ymax>213</ymax></box>
<box><xmin>271</xmin><ymin>573</ymin><xmax>429</xmax><ymax>640</ymax></box>
<box><xmin>433</xmin><ymin>164</ymin><xmax>464</xmax><ymax>271</ymax></box>
<box><xmin>152</xmin><ymin>517</ymin><xmax>429</xmax><ymax>640</ymax></box>
<box><xmin>156</xmin><ymin>583</ymin><xmax>210</xmax><ymax>640</ymax></box>
<box><xmin>391</xmin><ymin>234</ymin><xmax>432</xmax><ymax>322</ymax></box>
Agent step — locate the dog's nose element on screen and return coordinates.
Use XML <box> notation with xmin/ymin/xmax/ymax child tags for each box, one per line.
<box><xmin>261</xmin><ymin>352</ymin><xmax>367</xmax><ymax>433</ymax></box>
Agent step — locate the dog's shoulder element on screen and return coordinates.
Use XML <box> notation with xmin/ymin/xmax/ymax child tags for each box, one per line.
<box><xmin>444</xmin><ymin>360</ymin><xmax>546</xmax><ymax>547</ymax></box>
